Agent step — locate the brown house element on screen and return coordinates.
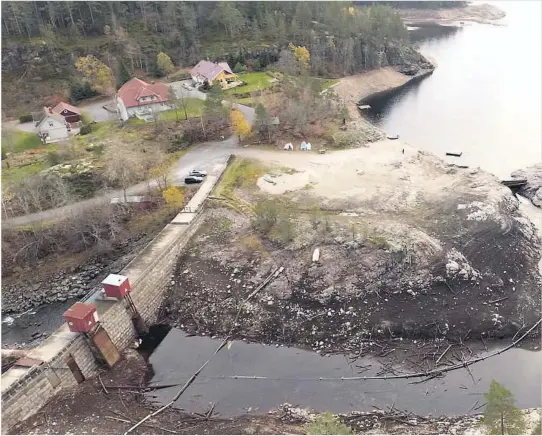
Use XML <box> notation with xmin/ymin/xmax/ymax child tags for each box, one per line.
<box><xmin>51</xmin><ymin>102</ymin><xmax>82</xmax><ymax>124</ymax></box>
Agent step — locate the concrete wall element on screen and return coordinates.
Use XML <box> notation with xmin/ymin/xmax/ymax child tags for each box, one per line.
<box><xmin>1</xmin><ymin>166</ymin><xmax>229</xmax><ymax>433</ymax></box>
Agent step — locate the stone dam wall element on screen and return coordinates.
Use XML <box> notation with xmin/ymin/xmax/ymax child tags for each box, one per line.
<box><xmin>1</xmin><ymin>158</ymin><xmax>231</xmax><ymax>433</ymax></box>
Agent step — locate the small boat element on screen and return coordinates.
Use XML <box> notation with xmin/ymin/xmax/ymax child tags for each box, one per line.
<box><xmin>446</xmin><ymin>151</ymin><xmax>463</xmax><ymax>157</ymax></box>
<box><xmin>387</xmin><ymin>134</ymin><xmax>399</xmax><ymax>140</ymax></box>
<box><xmin>357</xmin><ymin>104</ymin><xmax>371</xmax><ymax>110</ymax></box>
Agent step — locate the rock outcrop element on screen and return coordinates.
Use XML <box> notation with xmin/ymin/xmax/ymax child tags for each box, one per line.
<box><xmin>512</xmin><ymin>163</ymin><xmax>542</xmax><ymax>208</ymax></box>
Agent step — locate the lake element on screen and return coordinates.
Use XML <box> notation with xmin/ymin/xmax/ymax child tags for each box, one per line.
<box><xmin>365</xmin><ymin>1</ymin><xmax>542</xmax><ymax>180</ymax></box>
<box><xmin>146</xmin><ymin>329</ymin><xmax>541</xmax><ymax>417</ymax></box>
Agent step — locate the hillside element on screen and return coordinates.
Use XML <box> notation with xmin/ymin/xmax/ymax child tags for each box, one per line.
<box><xmin>1</xmin><ymin>1</ymin><xmax>433</xmax><ymax>117</ymax></box>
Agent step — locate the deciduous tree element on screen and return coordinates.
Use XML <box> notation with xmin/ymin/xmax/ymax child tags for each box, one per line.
<box><xmin>75</xmin><ymin>55</ymin><xmax>115</xmax><ymax>95</ymax></box>
<box><xmin>156</xmin><ymin>51</ymin><xmax>175</xmax><ymax>78</ymax></box>
<box><xmin>231</xmin><ymin>108</ymin><xmax>251</xmax><ymax>142</ymax></box>
<box><xmin>162</xmin><ymin>186</ymin><xmax>184</xmax><ymax>208</ymax></box>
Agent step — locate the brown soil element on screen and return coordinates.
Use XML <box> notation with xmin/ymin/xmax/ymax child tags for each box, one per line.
<box><xmin>162</xmin><ymin>148</ymin><xmax>541</xmax><ymax>360</ymax></box>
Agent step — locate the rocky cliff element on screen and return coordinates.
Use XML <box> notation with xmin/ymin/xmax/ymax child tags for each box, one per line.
<box><xmin>512</xmin><ymin>163</ymin><xmax>542</xmax><ymax>208</ymax></box>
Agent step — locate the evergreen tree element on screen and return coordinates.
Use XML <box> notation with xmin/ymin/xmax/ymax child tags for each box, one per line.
<box><xmin>483</xmin><ymin>380</ymin><xmax>526</xmax><ymax>435</ymax></box>
<box><xmin>204</xmin><ymin>86</ymin><xmax>225</xmax><ymax>119</ymax></box>
<box><xmin>117</xmin><ymin>60</ymin><xmax>131</xmax><ymax>87</ymax></box>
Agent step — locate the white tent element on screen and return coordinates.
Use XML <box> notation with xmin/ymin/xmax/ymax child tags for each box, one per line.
<box><xmin>306</xmin><ymin>142</ymin><xmax>312</xmax><ymax>151</ymax></box>
<box><xmin>284</xmin><ymin>142</ymin><xmax>294</xmax><ymax>151</ymax></box>
<box><xmin>300</xmin><ymin>141</ymin><xmax>308</xmax><ymax>151</ymax></box>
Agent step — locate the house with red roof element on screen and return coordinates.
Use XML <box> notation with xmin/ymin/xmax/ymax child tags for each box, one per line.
<box><xmin>190</xmin><ymin>60</ymin><xmax>239</xmax><ymax>89</ymax></box>
<box><xmin>116</xmin><ymin>77</ymin><xmax>172</xmax><ymax>122</ymax></box>
<box><xmin>51</xmin><ymin>102</ymin><xmax>81</xmax><ymax>124</ymax></box>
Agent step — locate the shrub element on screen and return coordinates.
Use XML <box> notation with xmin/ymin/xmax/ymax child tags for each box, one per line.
<box><xmin>252</xmin><ymin>59</ymin><xmax>262</xmax><ymax>72</ymax></box>
<box><xmin>69</xmin><ymin>81</ymin><xmax>99</xmax><ymax>103</ymax></box>
<box><xmin>80</xmin><ymin>124</ymin><xmax>92</xmax><ymax>135</ymax></box>
<box><xmin>45</xmin><ymin>151</ymin><xmax>62</xmax><ymax>166</ymax></box>
<box><xmin>19</xmin><ymin>114</ymin><xmax>33</xmax><ymax>123</ymax></box>
<box><xmin>254</xmin><ymin>200</ymin><xmax>278</xmax><ymax>233</ymax></box>
<box><xmin>233</xmin><ymin>62</ymin><xmax>246</xmax><ymax>73</ymax></box>
<box><xmin>304</xmin><ymin>413</ymin><xmax>353</xmax><ymax>435</ymax></box>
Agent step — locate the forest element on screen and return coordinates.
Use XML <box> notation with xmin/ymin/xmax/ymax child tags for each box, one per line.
<box><xmin>1</xmin><ymin>1</ymin><xmax>420</xmax><ymax>77</ymax></box>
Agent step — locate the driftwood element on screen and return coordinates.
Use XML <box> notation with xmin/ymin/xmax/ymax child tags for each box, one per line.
<box><xmin>165</xmin><ymin>319</ymin><xmax>541</xmax><ymax>384</ymax></box>
<box><xmin>435</xmin><ymin>344</ymin><xmax>453</xmax><ymax>366</ymax></box>
<box><xmin>123</xmin><ymin>268</ymin><xmax>284</xmax><ymax>434</ymax></box>
<box><xmin>98</xmin><ymin>374</ymin><xmax>109</xmax><ymax>395</ymax></box>
<box><xmin>123</xmin><ymin>360</ymin><xmax>209</xmax><ymax>434</ymax></box>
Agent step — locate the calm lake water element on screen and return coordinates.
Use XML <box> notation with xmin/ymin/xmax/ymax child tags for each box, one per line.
<box><xmin>147</xmin><ymin>329</ymin><xmax>541</xmax><ymax>417</ymax></box>
<box><xmin>365</xmin><ymin>1</ymin><xmax>542</xmax><ymax>180</ymax></box>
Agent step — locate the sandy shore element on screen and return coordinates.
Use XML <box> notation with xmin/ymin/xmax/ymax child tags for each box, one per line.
<box><xmin>399</xmin><ymin>3</ymin><xmax>506</xmax><ymax>25</ymax></box>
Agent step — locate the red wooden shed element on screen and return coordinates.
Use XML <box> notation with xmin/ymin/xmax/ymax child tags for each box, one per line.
<box><xmin>101</xmin><ymin>274</ymin><xmax>131</xmax><ymax>299</ymax></box>
<box><xmin>63</xmin><ymin>302</ymin><xmax>98</xmax><ymax>333</ymax></box>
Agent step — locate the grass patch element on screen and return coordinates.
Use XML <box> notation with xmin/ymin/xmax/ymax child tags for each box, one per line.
<box><xmin>235</xmin><ymin>96</ymin><xmax>255</xmax><ymax>107</ymax></box>
<box><xmin>2</xmin><ymin>161</ymin><xmax>47</xmax><ymax>182</ymax></box>
<box><xmin>214</xmin><ymin>157</ymin><xmax>266</xmax><ymax>198</ymax></box>
<box><xmin>159</xmin><ymin>98</ymin><xmax>205</xmax><ymax>121</ymax></box>
<box><xmin>4</xmin><ymin>131</ymin><xmax>43</xmax><ymax>153</ymax></box>
<box><xmin>321</xmin><ymin>78</ymin><xmax>340</xmax><ymax>89</ymax></box>
<box><xmin>227</xmin><ymin>72</ymin><xmax>274</xmax><ymax>95</ymax></box>
<box><xmin>304</xmin><ymin>412</ymin><xmax>352</xmax><ymax>435</ymax></box>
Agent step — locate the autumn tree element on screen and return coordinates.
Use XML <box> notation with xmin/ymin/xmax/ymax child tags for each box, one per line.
<box><xmin>289</xmin><ymin>43</ymin><xmax>311</xmax><ymax>74</ymax></box>
<box><xmin>156</xmin><ymin>52</ymin><xmax>175</xmax><ymax>78</ymax></box>
<box><xmin>231</xmin><ymin>108</ymin><xmax>251</xmax><ymax>143</ymax></box>
<box><xmin>75</xmin><ymin>55</ymin><xmax>115</xmax><ymax>95</ymax></box>
<box><xmin>483</xmin><ymin>380</ymin><xmax>526</xmax><ymax>435</ymax></box>
<box><xmin>162</xmin><ymin>186</ymin><xmax>184</xmax><ymax>208</ymax></box>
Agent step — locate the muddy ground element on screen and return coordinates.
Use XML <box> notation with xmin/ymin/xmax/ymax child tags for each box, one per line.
<box><xmin>164</xmin><ymin>146</ymin><xmax>541</xmax><ymax>363</ymax></box>
<box><xmin>10</xmin><ymin>349</ymin><xmax>521</xmax><ymax>435</ymax></box>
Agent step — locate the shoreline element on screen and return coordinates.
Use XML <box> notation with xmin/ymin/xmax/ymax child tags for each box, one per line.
<box><xmin>334</xmin><ymin>66</ymin><xmax>435</xmax><ymax>121</ymax></box>
<box><xmin>399</xmin><ymin>3</ymin><xmax>506</xmax><ymax>26</ymax></box>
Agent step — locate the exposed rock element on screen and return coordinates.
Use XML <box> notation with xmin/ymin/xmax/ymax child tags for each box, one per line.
<box><xmin>512</xmin><ymin>163</ymin><xmax>542</xmax><ymax>208</ymax></box>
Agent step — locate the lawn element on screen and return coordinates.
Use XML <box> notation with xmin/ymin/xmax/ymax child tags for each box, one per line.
<box><xmin>127</xmin><ymin>98</ymin><xmax>205</xmax><ymax>125</ymax></box>
<box><xmin>159</xmin><ymin>98</ymin><xmax>205</xmax><ymax>121</ymax></box>
<box><xmin>228</xmin><ymin>72</ymin><xmax>275</xmax><ymax>95</ymax></box>
<box><xmin>3</xmin><ymin>130</ymin><xmax>43</xmax><ymax>153</ymax></box>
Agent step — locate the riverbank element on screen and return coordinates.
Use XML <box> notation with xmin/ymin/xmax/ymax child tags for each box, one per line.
<box><xmin>399</xmin><ymin>3</ymin><xmax>506</xmax><ymax>25</ymax></box>
<box><xmin>9</xmin><ymin>349</ymin><xmax>541</xmax><ymax>435</ymax></box>
<box><xmin>334</xmin><ymin>67</ymin><xmax>434</xmax><ymax>119</ymax></box>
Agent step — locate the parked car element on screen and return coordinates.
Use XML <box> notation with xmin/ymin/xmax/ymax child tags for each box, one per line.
<box><xmin>185</xmin><ymin>175</ymin><xmax>204</xmax><ymax>184</ymax></box>
<box><xmin>189</xmin><ymin>169</ymin><xmax>207</xmax><ymax>177</ymax></box>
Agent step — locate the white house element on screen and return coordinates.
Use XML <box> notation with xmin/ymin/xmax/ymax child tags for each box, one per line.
<box><xmin>116</xmin><ymin>78</ymin><xmax>172</xmax><ymax>122</ymax></box>
<box><xmin>34</xmin><ymin>108</ymin><xmax>77</xmax><ymax>144</ymax></box>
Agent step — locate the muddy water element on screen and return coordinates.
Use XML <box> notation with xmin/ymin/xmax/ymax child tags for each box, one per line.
<box><xmin>146</xmin><ymin>329</ymin><xmax>541</xmax><ymax>417</ymax></box>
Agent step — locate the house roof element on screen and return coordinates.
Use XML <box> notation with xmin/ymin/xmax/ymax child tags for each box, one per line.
<box><xmin>191</xmin><ymin>60</ymin><xmax>235</xmax><ymax>81</ymax></box>
<box><xmin>117</xmin><ymin>78</ymin><xmax>170</xmax><ymax>108</ymax></box>
<box><xmin>52</xmin><ymin>102</ymin><xmax>81</xmax><ymax>115</ymax></box>
<box><xmin>36</xmin><ymin>107</ymin><xmax>67</xmax><ymax>128</ymax></box>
